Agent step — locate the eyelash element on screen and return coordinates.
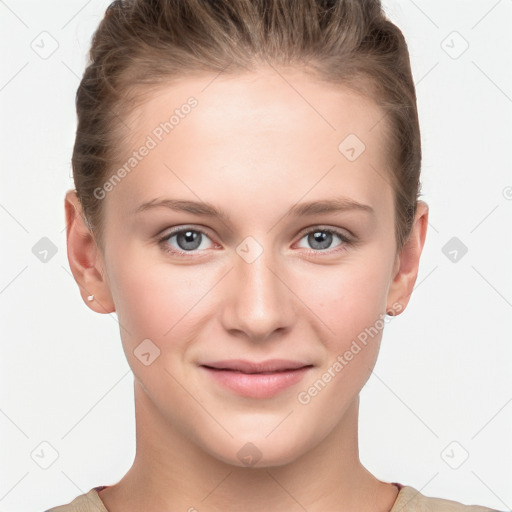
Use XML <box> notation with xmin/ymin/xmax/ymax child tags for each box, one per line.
<box><xmin>157</xmin><ymin>225</ymin><xmax>353</xmax><ymax>258</ymax></box>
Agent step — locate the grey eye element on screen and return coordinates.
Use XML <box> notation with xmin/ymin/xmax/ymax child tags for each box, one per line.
<box><xmin>297</xmin><ymin>229</ymin><xmax>344</xmax><ymax>251</ymax></box>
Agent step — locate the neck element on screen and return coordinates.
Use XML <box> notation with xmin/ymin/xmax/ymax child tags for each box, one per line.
<box><xmin>98</xmin><ymin>380</ymin><xmax>398</xmax><ymax>512</ymax></box>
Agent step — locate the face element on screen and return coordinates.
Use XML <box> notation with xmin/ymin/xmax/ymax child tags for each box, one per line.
<box><xmin>92</xmin><ymin>68</ymin><xmax>404</xmax><ymax>467</ymax></box>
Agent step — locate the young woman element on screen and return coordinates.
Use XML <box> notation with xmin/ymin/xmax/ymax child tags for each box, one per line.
<box><xmin>47</xmin><ymin>0</ymin><xmax>500</xmax><ymax>510</ymax></box>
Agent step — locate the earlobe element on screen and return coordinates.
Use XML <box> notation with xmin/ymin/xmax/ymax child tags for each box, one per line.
<box><xmin>386</xmin><ymin>200</ymin><xmax>429</xmax><ymax>315</ymax></box>
<box><xmin>64</xmin><ymin>189</ymin><xmax>115</xmax><ymax>314</ymax></box>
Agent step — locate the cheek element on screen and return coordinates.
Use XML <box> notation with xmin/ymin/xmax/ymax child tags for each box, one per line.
<box><xmin>296</xmin><ymin>254</ymin><xmax>392</xmax><ymax>342</ymax></box>
<box><xmin>293</xmin><ymin>261</ymin><xmax>392</xmax><ymax>418</ymax></box>
<box><xmin>105</xmin><ymin>252</ymin><xmax>195</xmax><ymax>343</ymax></box>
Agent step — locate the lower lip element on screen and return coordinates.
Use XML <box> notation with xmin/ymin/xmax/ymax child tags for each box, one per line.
<box><xmin>201</xmin><ymin>366</ymin><xmax>311</xmax><ymax>399</ymax></box>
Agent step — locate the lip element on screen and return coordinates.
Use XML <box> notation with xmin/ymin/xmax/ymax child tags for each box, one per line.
<box><xmin>199</xmin><ymin>359</ymin><xmax>313</xmax><ymax>399</ymax></box>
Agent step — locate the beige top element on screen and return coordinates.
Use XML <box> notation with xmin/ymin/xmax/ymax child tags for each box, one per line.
<box><xmin>45</xmin><ymin>484</ymin><xmax>500</xmax><ymax>511</ymax></box>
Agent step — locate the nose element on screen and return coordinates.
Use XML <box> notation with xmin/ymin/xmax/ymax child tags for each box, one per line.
<box><xmin>220</xmin><ymin>244</ymin><xmax>295</xmax><ymax>343</ymax></box>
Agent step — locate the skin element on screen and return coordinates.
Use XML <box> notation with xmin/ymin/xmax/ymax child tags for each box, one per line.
<box><xmin>65</xmin><ymin>67</ymin><xmax>428</xmax><ymax>512</ymax></box>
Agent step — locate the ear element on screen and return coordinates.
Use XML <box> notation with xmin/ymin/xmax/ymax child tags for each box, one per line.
<box><xmin>65</xmin><ymin>189</ymin><xmax>115</xmax><ymax>314</ymax></box>
<box><xmin>386</xmin><ymin>200</ymin><xmax>429</xmax><ymax>315</ymax></box>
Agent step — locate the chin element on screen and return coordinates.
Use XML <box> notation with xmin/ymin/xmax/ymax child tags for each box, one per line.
<box><xmin>202</xmin><ymin>432</ymin><xmax>314</xmax><ymax>469</ymax></box>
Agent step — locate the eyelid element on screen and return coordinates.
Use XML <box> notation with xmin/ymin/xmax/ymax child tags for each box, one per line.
<box><xmin>295</xmin><ymin>224</ymin><xmax>353</xmax><ymax>241</ymax></box>
<box><xmin>159</xmin><ymin>224</ymin><xmax>214</xmax><ymax>240</ymax></box>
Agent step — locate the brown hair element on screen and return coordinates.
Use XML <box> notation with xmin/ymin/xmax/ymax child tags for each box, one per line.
<box><xmin>73</xmin><ymin>0</ymin><xmax>421</xmax><ymax>250</ymax></box>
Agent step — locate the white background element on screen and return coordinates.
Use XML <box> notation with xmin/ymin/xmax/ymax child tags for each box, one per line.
<box><xmin>1</xmin><ymin>0</ymin><xmax>511</xmax><ymax>510</ymax></box>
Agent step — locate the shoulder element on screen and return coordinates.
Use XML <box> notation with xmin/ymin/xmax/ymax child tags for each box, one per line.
<box><xmin>392</xmin><ymin>485</ymin><xmax>502</xmax><ymax>512</ymax></box>
<box><xmin>44</xmin><ymin>484</ymin><xmax>503</xmax><ymax>512</ymax></box>
<box><xmin>44</xmin><ymin>487</ymin><xmax>108</xmax><ymax>512</ymax></box>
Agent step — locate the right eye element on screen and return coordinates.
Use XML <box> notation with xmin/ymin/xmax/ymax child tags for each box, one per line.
<box><xmin>158</xmin><ymin>227</ymin><xmax>216</xmax><ymax>256</ymax></box>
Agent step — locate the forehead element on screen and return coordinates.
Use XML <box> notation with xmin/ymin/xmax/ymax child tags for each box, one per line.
<box><xmin>129</xmin><ymin>68</ymin><xmax>388</xmax><ymax>150</ymax></box>
<box><xmin>107</xmin><ymin>68</ymin><xmax>394</xmax><ymax>221</ymax></box>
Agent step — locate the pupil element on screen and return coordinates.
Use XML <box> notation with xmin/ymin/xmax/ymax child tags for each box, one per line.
<box><xmin>178</xmin><ymin>230</ymin><xmax>202</xmax><ymax>250</ymax></box>
<box><xmin>309</xmin><ymin>230</ymin><xmax>332</xmax><ymax>250</ymax></box>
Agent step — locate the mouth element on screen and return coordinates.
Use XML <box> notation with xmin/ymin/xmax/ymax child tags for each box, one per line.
<box><xmin>199</xmin><ymin>359</ymin><xmax>313</xmax><ymax>398</ymax></box>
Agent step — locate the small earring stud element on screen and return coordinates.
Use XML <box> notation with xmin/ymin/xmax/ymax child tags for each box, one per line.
<box><xmin>87</xmin><ymin>295</ymin><xmax>94</xmax><ymax>301</ymax></box>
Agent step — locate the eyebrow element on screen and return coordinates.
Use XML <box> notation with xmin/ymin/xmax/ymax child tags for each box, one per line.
<box><xmin>132</xmin><ymin>197</ymin><xmax>374</xmax><ymax>221</ymax></box>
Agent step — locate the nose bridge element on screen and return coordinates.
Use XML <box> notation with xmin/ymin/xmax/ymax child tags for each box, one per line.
<box><xmin>221</xmin><ymin>239</ymin><xmax>293</xmax><ymax>341</ymax></box>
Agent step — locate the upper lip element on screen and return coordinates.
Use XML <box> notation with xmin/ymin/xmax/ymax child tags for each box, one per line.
<box><xmin>200</xmin><ymin>359</ymin><xmax>312</xmax><ymax>374</ymax></box>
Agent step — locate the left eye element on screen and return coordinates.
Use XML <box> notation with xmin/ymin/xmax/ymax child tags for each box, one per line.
<box><xmin>296</xmin><ymin>229</ymin><xmax>348</xmax><ymax>251</ymax></box>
